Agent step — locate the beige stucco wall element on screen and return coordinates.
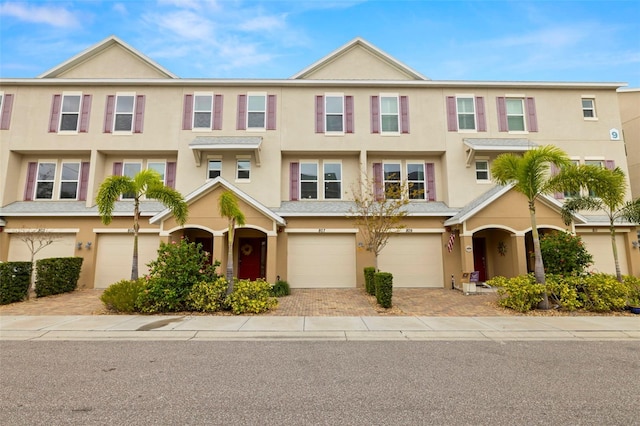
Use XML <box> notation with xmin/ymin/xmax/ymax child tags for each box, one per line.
<box><xmin>618</xmin><ymin>90</ymin><xmax>640</xmax><ymax>199</ymax></box>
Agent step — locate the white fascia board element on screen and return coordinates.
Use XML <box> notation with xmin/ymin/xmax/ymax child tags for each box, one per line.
<box><xmin>5</xmin><ymin>228</ymin><xmax>80</xmax><ymax>233</ymax></box>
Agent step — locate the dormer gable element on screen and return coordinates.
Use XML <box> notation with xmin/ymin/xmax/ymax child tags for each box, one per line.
<box><xmin>38</xmin><ymin>36</ymin><xmax>177</xmax><ymax>79</ymax></box>
<box><xmin>291</xmin><ymin>37</ymin><xmax>428</xmax><ymax>81</ymax></box>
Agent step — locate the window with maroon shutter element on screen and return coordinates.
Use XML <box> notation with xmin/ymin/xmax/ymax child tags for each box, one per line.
<box><xmin>213</xmin><ymin>94</ymin><xmax>223</xmax><ymax>130</ymax></box>
<box><xmin>446</xmin><ymin>96</ymin><xmax>457</xmax><ymax>131</ymax></box>
<box><xmin>79</xmin><ymin>95</ymin><xmax>92</xmax><ymax>133</ymax></box>
<box><xmin>345</xmin><ymin>96</ymin><xmax>354</xmax><ymax>134</ymax></box>
<box><xmin>370</xmin><ymin>96</ymin><xmax>380</xmax><ymax>134</ymax></box>
<box><xmin>1</xmin><ymin>93</ymin><xmax>14</xmax><ymax>130</ymax></box>
<box><xmin>496</xmin><ymin>97</ymin><xmax>508</xmax><ymax>132</ymax></box>
<box><xmin>525</xmin><ymin>97</ymin><xmax>538</xmax><ymax>132</ymax></box>
<box><xmin>78</xmin><ymin>162</ymin><xmax>90</xmax><ymax>201</ymax></box>
<box><xmin>104</xmin><ymin>95</ymin><xmax>115</xmax><ymax>133</ymax></box>
<box><xmin>373</xmin><ymin>162</ymin><xmax>383</xmax><ymax>200</ymax></box>
<box><xmin>182</xmin><ymin>94</ymin><xmax>193</xmax><ymax>130</ymax></box>
<box><xmin>24</xmin><ymin>162</ymin><xmax>37</xmax><ymax>201</ymax></box>
<box><xmin>400</xmin><ymin>96</ymin><xmax>409</xmax><ymax>134</ymax></box>
<box><xmin>475</xmin><ymin>97</ymin><xmax>487</xmax><ymax>132</ymax></box>
<box><xmin>49</xmin><ymin>94</ymin><xmax>62</xmax><ymax>132</ymax></box>
<box><xmin>266</xmin><ymin>94</ymin><xmax>277</xmax><ymax>130</ymax></box>
<box><xmin>134</xmin><ymin>95</ymin><xmax>145</xmax><ymax>133</ymax></box>
<box><xmin>112</xmin><ymin>162</ymin><xmax>123</xmax><ymax>176</ymax></box>
<box><xmin>237</xmin><ymin>94</ymin><xmax>247</xmax><ymax>130</ymax></box>
<box><xmin>425</xmin><ymin>163</ymin><xmax>436</xmax><ymax>201</ymax></box>
<box><xmin>290</xmin><ymin>162</ymin><xmax>299</xmax><ymax>201</ymax></box>
<box><xmin>315</xmin><ymin>95</ymin><xmax>324</xmax><ymax>133</ymax></box>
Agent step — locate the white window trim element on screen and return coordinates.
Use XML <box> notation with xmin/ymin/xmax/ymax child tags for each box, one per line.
<box><xmin>113</xmin><ymin>92</ymin><xmax>136</xmax><ymax>134</ymax></box>
<box><xmin>380</xmin><ymin>93</ymin><xmax>400</xmax><ymax>135</ymax></box>
<box><xmin>0</xmin><ymin>91</ymin><xmax>4</xmax><ymax>115</ymax></box>
<box><xmin>324</xmin><ymin>93</ymin><xmax>345</xmax><ymax>135</ymax></box>
<box><xmin>147</xmin><ymin>160</ymin><xmax>167</xmax><ymax>185</ymax></box>
<box><xmin>405</xmin><ymin>162</ymin><xmax>426</xmax><ymax>200</ymax></box>
<box><xmin>581</xmin><ymin>95</ymin><xmax>597</xmax><ymax>121</ymax></box>
<box><xmin>382</xmin><ymin>161</ymin><xmax>402</xmax><ymax>199</ymax></box>
<box><xmin>505</xmin><ymin>97</ymin><xmax>527</xmax><ymax>134</ymax></box>
<box><xmin>299</xmin><ymin>161</ymin><xmax>319</xmax><ymax>200</ymax></box>
<box><xmin>246</xmin><ymin>92</ymin><xmax>267</xmax><ymax>131</ymax></box>
<box><xmin>323</xmin><ymin>160</ymin><xmax>342</xmax><ymax>200</ymax></box>
<box><xmin>59</xmin><ymin>160</ymin><xmax>81</xmax><ymax>200</ymax></box>
<box><xmin>236</xmin><ymin>157</ymin><xmax>251</xmax><ymax>181</ymax></box>
<box><xmin>121</xmin><ymin>160</ymin><xmax>142</xmax><ymax>199</ymax></box>
<box><xmin>456</xmin><ymin>95</ymin><xmax>477</xmax><ymax>133</ymax></box>
<box><xmin>193</xmin><ymin>92</ymin><xmax>214</xmax><ymax>131</ymax></box>
<box><xmin>34</xmin><ymin>161</ymin><xmax>57</xmax><ymax>200</ymax></box>
<box><xmin>206</xmin><ymin>156</ymin><xmax>222</xmax><ymax>180</ymax></box>
<box><xmin>475</xmin><ymin>158</ymin><xmax>491</xmax><ymax>183</ymax></box>
<box><xmin>58</xmin><ymin>91</ymin><xmax>83</xmax><ymax>134</ymax></box>
<box><xmin>33</xmin><ymin>159</ymin><xmax>83</xmax><ymax>200</ymax></box>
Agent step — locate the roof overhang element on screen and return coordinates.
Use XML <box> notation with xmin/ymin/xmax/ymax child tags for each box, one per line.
<box><xmin>189</xmin><ymin>136</ymin><xmax>262</xmax><ymax>166</ymax></box>
<box><xmin>463</xmin><ymin>138</ymin><xmax>539</xmax><ymax>166</ymax></box>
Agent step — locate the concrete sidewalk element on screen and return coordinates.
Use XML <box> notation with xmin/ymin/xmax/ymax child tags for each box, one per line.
<box><xmin>1</xmin><ymin>315</ymin><xmax>638</xmax><ymax>341</ymax></box>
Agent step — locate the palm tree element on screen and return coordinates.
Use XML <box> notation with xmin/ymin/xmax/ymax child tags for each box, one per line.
<box><xmin>97</xmin><ymin>169</ymin><xmax>188</xmax><ymax>280</ymax></box>
<box><xmin>561</xmin><ymin>166</ymin><xmax>640</xmax><ymax>282</ymax></box>
<box><xmin>219</xmin><ymin>190</ymin><xmax>246</xmax><ymax>294</ymax></box>
<box><xmin>491</xmin><ymin>145</ymin><xmax>572</xmax><ymax>309</ymax></box>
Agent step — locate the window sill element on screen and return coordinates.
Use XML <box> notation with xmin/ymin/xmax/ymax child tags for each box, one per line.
<box><xmin>583</xmin><ymin>117</ymin><xmax>598</xmax><ymax>121</ymax></box>
<box><xmin>57</xmin><ymin>130</ymin><xmax>79</xmax><ymax>135</ymax></box>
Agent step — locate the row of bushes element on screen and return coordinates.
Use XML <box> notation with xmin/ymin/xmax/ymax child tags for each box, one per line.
<box><xmin>364</xmin><ymin>267</ymin><xmax>393</xmax><ymax>308</ymax></box>
<box><xmin>0</xmin><ymin>258</ymin><xmax>83</xmax><ymax>304</ymax></box>
<box><xmin>101</xmin><ymin>277</ymin><xmax>280</xmax><ymax>314</ymax></box>
<box><xmin>488</xmin><ymin>273</ymin><xmax>640</xmax><ymax>313</ymax></box>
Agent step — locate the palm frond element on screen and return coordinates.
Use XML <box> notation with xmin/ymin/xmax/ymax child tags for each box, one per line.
<box><xmin>96</xmin><ymin>175</ymin><xmax>136</xmax><ymax>224</ymax></box>
<box><xmin>146</xmin><ymin>186</ymin><xmax>189</xmax><ymax>226</ymax></box>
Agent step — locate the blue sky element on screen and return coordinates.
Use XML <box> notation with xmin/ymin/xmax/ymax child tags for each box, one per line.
<box><xmin>1</xmin><ymin>0</ymin><xmax>639</xmax><ymax>87</ymax></box>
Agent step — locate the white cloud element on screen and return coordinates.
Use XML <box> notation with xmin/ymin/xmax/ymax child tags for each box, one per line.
<box><xmin>239</xmin><ymin>15</ymin><xmax>286</xmax><ymax>32</ymax></box>
<box><xmin>144</xmin><ymin>10</ymin><xmax>216</xmax><ymax>41</ymax></box>
<box><xmin>112</xmin><ymin>3</ymin><xmax>128</xmax><ymax>16</ymax></box>
<box><xmin>0</xmin><ymin>2</ymin><xmax>80</xmax><ymax>28</ymax></box>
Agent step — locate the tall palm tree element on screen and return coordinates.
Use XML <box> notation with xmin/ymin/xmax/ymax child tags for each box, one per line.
<box><xmin>491</xmin><ymin>145</ymin><xmax>572</xmax><ymax>309</ymax></box>
<box><xmin>219</xmin><ymin>190</ymin><xmax>246</xmax><ymax>294</ymax></box>
<box><xmin>97</xmin><ymin>169</ymin><xmax>188</xmax><ymax>280</ymax></box>
<box><xmin>561</xmin><ymin>166</ymin><xmax>640</xmax><ymax>282</ymax></box>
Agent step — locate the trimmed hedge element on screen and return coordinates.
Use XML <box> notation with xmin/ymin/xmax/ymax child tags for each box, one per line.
<box><xmin>364</xmin><ymin>267</ymin><xmax>376</xmax><ymax>295</ymax></box>
<box><xmin>35</xmin><ymin>257</ymin><xmax>83</xmax><ymax>297</ymax></box>
<box><xmin>0</xmin><ymin>261</ymin><xmax>32</xmax><ymax>305</ymax></box>
<box><xmin>100</xmin><ymin>278</ymin><xmax>147</xmax><ymax>313</ymax></box>
<box><xmin>374</xmin><ymin>271</ymin><xmax>393</xmax><ymax>308</ymax></box>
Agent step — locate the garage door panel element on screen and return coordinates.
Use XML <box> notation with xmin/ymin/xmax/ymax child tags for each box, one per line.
<box><xmin>287</xmin><ymin>235</ymin><xmax>356</xmax><ymax>288</ymax></box>
<box><xmin>580</xmin><ymin>234</ymin><xmax>628</xmax><ymax>275</ymax></box>
<box><xmin>378</xmin><ymin>235</ymin><xmax>443</xmax><ymax>288</ymax></box>
<box><xmin>94</xmin><ymin>234</ymin><xmax>159</xmax><ymax>289</ymax></box>
<box><xmin>8</xmin><ymin>235</ymin><xmax>75</xmax><ymax>262</ymax></box>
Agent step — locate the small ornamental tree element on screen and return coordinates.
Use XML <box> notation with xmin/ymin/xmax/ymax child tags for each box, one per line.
<box><xmin>13</xmin><ymin>228</ymin><xmax>63</xmax><ymax>298</ymax></box>
<box><xmin>540</xmin><ymin>231</ymin><xmax>593</xmax><ymax>275</ymax></box>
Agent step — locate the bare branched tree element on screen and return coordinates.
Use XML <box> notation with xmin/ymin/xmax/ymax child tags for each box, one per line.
<box><xmin>14</xmin><ymin>228</ymin><xmax>64</xmax><ymax>297</ymax></box>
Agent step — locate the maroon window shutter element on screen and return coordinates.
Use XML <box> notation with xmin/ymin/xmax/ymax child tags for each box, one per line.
<box><xmin>266</xmin><ymin>94</ymin><xmax>277</xmax><ymax>130</ymax></box>
<box><xmin>78</xmin><ymin>162</ymin><xmax>90</xmax><ymax>201</ymax></box>
<box><xmin>345</xmin><ymin>96</ymin><xmax>354</xmax><ymax>134</ymax></box>
<box><xmin>49</xmin><ymin>94</ymin><xmax>62</xmax><ymax>132</ymax></box>
<box><xmin>290</xmin><ymin>162</ymin><xmax>299</xmax><ymax>201</ymax></box>
<box><xmin>526</xmin><ymin>97</ymin><xmax>538</xmax><ymax>132</ymax></box>
<box><xmin>182</xmin><ymin>94</ymin><xmax>193</xmax><ymax>130</ymax></box>
<box><xmin>134</xmin><ymin>95</ymin><xmax>145</xmax><ymax>133</ymax></box>
<box><xmin>315</xmin><ymin>95</ymin><xmax>324</xmax><ymax>133</ymax></box>
<box><xmin>400</xmin><ymin>95</ymin><xmax>410</xmax><ymax>134</ymax></box>
<box><xmin>113</xmin><ymin>162</ymin><xmax>123</xmax><ymax>176</ymax></box>
<box><xmin>0</xmin><ymin>93</ymin><xmax>13</xmax><ymax>130</ymax></box>
<box><xmin>373</xmin><ymin>163</ymin><xmax>383</xmax><ymax>201</ymax></box>
<box><xmin>166</xmin><ymin>162</ymin><xmax>177</xmax><ymax>189</ymax></box>
<box><xmin>213</xmin><ymin>94</ymin><xmax>223</xmax><ymax>130</ymax></box>
<box><xmin>24</xmin><ymin>162</ymin><xmax>37</xmax><ymax>201</ymax></box>
<box><xmin>446</xmin><ymin>96</ymin><xmax>457</xmax><ymax>132</ymax></box>
<box><xmin>104</xmin><ymin>95</ymin><xmax>115</xmax><ymax>133</ymax></box>
<box><xmin>496</xmin><ymin>97</ymin><xmax>508</xmax><ymax>132</ymax></box>
<box><xmin>79</xmin><ymin>94</ymin><xmax>92</xmax><ymax>133</ymax></box>
<box><xmin>605</xmin><ymin>160</ymin><xmax>616</xmax><ymax>170</ymax></box>
<box><xmin>426</xmin><ymin>163</ymin><xmax>436</xmax><ymax>201</ymax></box>
<box><xmin>475</xmin><ymin>96</ymin><xmax>487</xmax><ymax>132</ymax></box>
<box><xmin>550</xmin><ymin>164</ymin><xmax>563</xmax><ymax>199</ymax></box>
<box><xmin>370</xmin><ymin>96</ymin><xmax>380</xmax><ymax>134</ymax></box>
<box><xmin>236</xmin><ymin>95</ymin><xmax>247</xmax><ymax>130</ymax></box>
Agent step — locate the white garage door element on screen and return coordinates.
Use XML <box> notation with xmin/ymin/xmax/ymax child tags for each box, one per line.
<box><xmin>580</xmin><ymin>233</ymin><xmax>629</xmax><ymax>275</ymax></box>
<box><xmin>94</xmin><ymin>234</ymin><xmax>160</xmax><ymax>288</ymax></box>
<box><xmin>287</xmin><ymin>234</ymin><xmax>356</xmax><ymax>288</ymax></box>
<box><xmin>378</xmin><ymin>234</ymin><xmax>444</xmax><ymax>287</ymax></box>
<box><xmin>8</xmin><ymin>234</ymin><xmax>75</xmax><ymax>262</ymax></box>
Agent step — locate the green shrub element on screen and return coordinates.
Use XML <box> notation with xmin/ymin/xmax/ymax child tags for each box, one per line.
<box><xmin>545</xmin><ymin>274</ymin><xmax>581</xmax><ymax>311</ymax></box>
<box><xmin>374</xmin><ymin>272</ymin><xmax>393</xmax><ymax>308</ymax></box>
<box><xmin>485</xmin><ymin>276</ymin><xmax>509</xmax><ymax>288</ymax></box>
<box><xmin>271</xmin><ymin>280</ymin><xmax>291</xmax><ymax>297</ymax></box>
<box><xmin>578</xmin><ymin>274</ymin><xmax>628</xmax><ymax>312</ymax></box>
<box><xmin>495</xmin><ymin>274</ymin><xmax>544</xmax><ymax>313</ymax></box>
<box><xmin>140</xmin><ymin>239</ymin><xmax>221</xmax><ymax>312</ymax></box>
<box><xmin>624</xmin><ymin>275</ymin><xmax>640</xmax><ymax>306</ymax></box>
<box><xmin>100</xmin><ymin>278</ymin><xmax>146</xmax><ymax>312</ymax></box>
<box><xmin>364</xmin><ymin>267</ymin><xmax>376</xmax><ymax>295</ymax></box>
<box><xmin>187</xmin><ymin>278</ymin><xmax>228</xmax><ymax>312</ymax></box>
<box><xmin>35</xmin><ymin>257</ymin><xmax>83</xmax><ymax>297</ymax></box>
<box><xmin>0</xmin><ymin>262</ymin><xmax>32</xmax><ymax>305</ymax></box>
<box><xmin>225</xmin><ymin>279</ymin><xmax>278</xmax><ymax>314</ymax></box>
<box><xmin>540</xmin><ymin>231</ymin><xmax>593</xmax><ymax>275</ymax></box>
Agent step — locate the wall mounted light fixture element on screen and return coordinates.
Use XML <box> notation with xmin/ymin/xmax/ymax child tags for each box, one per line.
<box><xmin>85</xmin><ymin>242</ymin><xmax>92</xmax><ymax>249</ymax></box>
<box><xmin>76</xmin><ymin>242</ymin><xmax>83</xmax><ymax>249</ymax></box>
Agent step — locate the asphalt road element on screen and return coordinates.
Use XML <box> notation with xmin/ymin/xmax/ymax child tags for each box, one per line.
<box><xmin>1</xmin><ymin>341</ymin><xmax>638</xmax><ymax>425</ymax></box>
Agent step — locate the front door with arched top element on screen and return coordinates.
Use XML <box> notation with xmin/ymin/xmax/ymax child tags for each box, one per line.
<box><xmin>238</xmin><ymin>237</ymin><xmax>265</xmax><ymax>280</ymax></box>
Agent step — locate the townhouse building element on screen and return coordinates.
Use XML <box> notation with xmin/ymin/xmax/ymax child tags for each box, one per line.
<box><xmin>1</xmin><ymin>36</ymin><xmax>638</xmax><ymax>289</ymax></box>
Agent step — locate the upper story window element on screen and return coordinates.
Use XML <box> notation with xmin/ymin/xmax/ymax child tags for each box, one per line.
<box><xmin>207</xmin><ymin>159</ymin><xmax>221</xmax><ymax>179</ymax></box>
<box><xmin>193</xmin><ymin>94</ymin><xmax>213</xmax><ymax>129</ymax></box>
<box><xmin>290</xmin><ymin>161</ymin><xmax>342</xmax><ymax>200</ymax></box>
<box><xmin>497</xmin><ymin>96</ymin><xmax>537</xmax><ymax>133</ymax></box>
<box><xmin>247</xmin><ymin>93</ymin><xmax>266</xmax><ymax>129</ymax></box>
<box><xmin>147</xmin><ymin>161</ymin><xmax>166</xmax><ymax>184</ymax></box>
<box><xmin>0</xmin><ymin>91</ymin><xmax>13</xmax><ymax>130</ymax></box>
<box><xmin>371</xmin><ymin>95</ymin><xmax>409</xmax><ymax>134</ymax></box>
<box><xmin>33</xmin><ymin>161</ymin><xmax>81</xmax><ymax>200</ymax></box>
<box><xmin>236</xmin><ymin>159</ymin><xmax>251</xmax><ymax>180</ymax></box>
<box><xmin>122</xmin><ymin>161</ymin><xmax>142</xmax><ymax>199</ymax></box>
<box><xmin>457</xmin><ymin>97</ymin><xmax>476</xmax><ymax>130</ymax></box>
<box><xmin>475</xmin><ymin>160</ymin><xmax>490</xmax><ymax>182</ymax></box>
<box><xmin>323</xmin><ymin>162</ymin><xmax>342</xmax><ymax>199</ymax></box>
<box><xmin>380</xmin><ymin>95</ymin><xmax>399</xmax><ymax>133</ymax></box>
<box><xmin>446</xmin><ymin>95</ymin><xmax>486</xmax><ymax>132</ymax></box>
<box><xmin>582</xmin><ymin>98</ymin><xmax>596</xmax><ymax>119</ymax></box>
<box><xmin>59</xmin><ymin>162</ymin><xmax>81</xmax><ymax>199</ymax></box>
<box><xmin>563</xmin><ymin>160</ymin><xmax>580</xmax><ymax>198</ymax></box>
<box><xmin>237</xmin><ymin>93</ymin><xmax>276</xmax><ymax>131</ymax></box>
<box><xmin>407</xmin><ymin>163</ymin><xmax>425</xmax><ymax>200</ymax></box>
<box><xmin>35</xmin><ymin>162</ymin><xmax>56</xmax><ymax>200</ymax></box>
<box><xmin>383</xmin><ymin>163</ymin><xmax>402</xmax><ymax>199</ymax></box>
<box><xmin>315</xmin><ymin>94</ymin><xmax>353</xmax><ymax>134</ymax></box>
<box><xmin>300</xmin><ymin>162</ymin><xmax>318</xmax><ymax>199</ymax></box>
<box><xmin>49</xmin><ymin>93</ymin><xmax>91</xmax><ymax>133</ymax></box>
<box><xmin>104</xmin><ymin>93</ymin><xmax>145</xmax><ymax>134</ymax></box>
<box><xmin>325</xmin><ymin>95</ymin><xmax>344</xmax><ymax>133</ymax></box>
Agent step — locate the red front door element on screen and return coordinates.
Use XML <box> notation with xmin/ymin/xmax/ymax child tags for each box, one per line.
<box><xmin>237</xmin><ymin>238</ymin><xmax>264</xmax><ymax>280</ymax></box>
<box><xmin>473</xmin><ymin>238</ymin><xmax>487</xmax><ymax>282</ymax></box>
